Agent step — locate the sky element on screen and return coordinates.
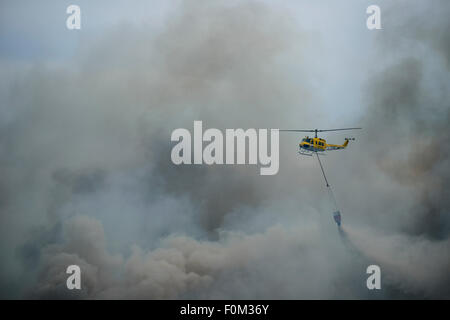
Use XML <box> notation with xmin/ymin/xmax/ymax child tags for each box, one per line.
<box><xmin>0</xmin><ymin>0</ymin><xmax>449</xmax><ymax>299</ymax></box>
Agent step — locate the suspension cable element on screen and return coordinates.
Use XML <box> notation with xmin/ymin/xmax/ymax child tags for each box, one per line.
<box><xmin>315</xmin><ymin>152</ymin><xmax>329</xmax><ymax>187</ymax></box>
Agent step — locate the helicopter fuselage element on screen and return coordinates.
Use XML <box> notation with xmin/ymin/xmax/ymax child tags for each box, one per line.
<box><xmin>299</xmin><ymin>136</ymin><xmax>350</xmax><ymax>154</ymax></box>
<box><xmin>299</xmin><ymin>137</ymin><xmax>327</xmax><ymax>152</ymax></box>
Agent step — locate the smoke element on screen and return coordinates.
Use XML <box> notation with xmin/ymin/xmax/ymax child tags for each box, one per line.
<box><xmin>0</xmin><ymin>0</ymin><xmax>449</xmax><ymax>299</ymax></box>
<box><xmin>331</xmin><ymin>0</ymin><xmax>450</xmax><ymax>298</ymax></box>
<box><xmin>342</xmin><ymin>226</ymin><xmax>450</xmax><ymax>298</ymax></box>
<box><xmin>33</xmin><ymin>215</ymin><xmax>358</xmax><ymax>299</ymax></box>
<box><xmin>359</xmin><ymin>0</ymin><xmax>450</xmax><ymax>240</ymax></box>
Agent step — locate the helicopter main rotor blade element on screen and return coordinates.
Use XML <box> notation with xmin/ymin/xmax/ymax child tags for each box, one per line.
<box><xmin>317</xmin><ymin>128</ymin><xmax>362</xmax><ymax>132</ymax></box>
<box><xmin>279</xmin><ymin>128</ymin><xmax>361</xmax><ymax>138</ymax></box>
<box><xmin>279</xmin><ymin>129</ymin><xmax>316</xmax><ymax>132</ymax></box>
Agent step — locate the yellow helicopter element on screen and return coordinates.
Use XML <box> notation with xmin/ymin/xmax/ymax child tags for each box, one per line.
<box><xmin>280</xmin><ymin>128</ymin><xmax>361</xmax><ymax>156</ymax></box>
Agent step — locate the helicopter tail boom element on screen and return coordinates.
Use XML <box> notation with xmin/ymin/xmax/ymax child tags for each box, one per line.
<box><xmin>326</xmin><ymin>137</ymin><xmax>355</xmax><ymax>150</ymax></box>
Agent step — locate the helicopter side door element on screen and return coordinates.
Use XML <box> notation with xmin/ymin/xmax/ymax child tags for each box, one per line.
<box><xmin>313</xmin><ymin>138</ymin><xmax>319</xmax><ymax>151</ymax></box>
<box><xmin>320</xmin><ymin>140</ymin><xmax>326</xmax><ymax>151</ymax></box>
<box><xmin>310</xmin><ymin>138</ymin><xmax>315</xmax><ymax>150</ymax></box>
<box><xmin>316</xmin><ymin>139</ymin><xmax>325</xmax><ymax>151</ymax></box>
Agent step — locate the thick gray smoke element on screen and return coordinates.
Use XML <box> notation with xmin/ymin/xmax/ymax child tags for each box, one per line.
<box><xmin>0</xmin><ymin>0</ymin><xmax>449</xmax><ymax>299</ymax></box>
<box><xmin>334</xmin><ymin>0</ymin><xmax>450</xmax><ymax>298</ymax></box>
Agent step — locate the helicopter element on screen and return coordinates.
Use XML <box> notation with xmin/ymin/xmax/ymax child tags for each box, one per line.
<box><xmin>279</xmin><ymin>127</ymin><xmax>361</xmax><ymax>156</ymax></box>
<box><xmin>280</xmin><ymin>127</ymin><xmax>361</xmax><ymax>227</ymax></box>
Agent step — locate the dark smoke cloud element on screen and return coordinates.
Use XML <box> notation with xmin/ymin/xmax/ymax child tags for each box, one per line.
<box><xmin>0</xmin><ymin>0</ymin><xmax>449</xmax><ymax>299</ymax></box>
<box><xmin>359</xmin><ymin>0</ymin><xmax>450</xmax><ymax>240</ymax></box>
<box><xmin>332</xmin><ymin>0</ymin><xmax>450</xmax><ymax>297</ymax></box>
<box><xmin>364</xmin><ymin>58</ymin><xmax>450</xmax><ymax>238</ymax></box>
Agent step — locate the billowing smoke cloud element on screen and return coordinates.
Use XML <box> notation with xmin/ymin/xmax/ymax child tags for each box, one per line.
<box><xmin>343</xmin><ymin>226</ymin><xmax>450</xmax><ymax>298</ymax></box>
<box><xmin>0</xmin><ymin>0</ymin><xmax>449</xmax><ymax>299</ymax></box>
<box><xmin>32</xmin><ymin>215</ymin><xmax>361</xmax><ymax>299</ymax></box>
<box><xmin>333</xmin><ymin>0</ymin><xmax>450</xmax><ymax>298</ymax></box>
<box><xmin>359</xmin><ymin>0</ymin><xmax>450</xmax><ymax>240</ymax></box>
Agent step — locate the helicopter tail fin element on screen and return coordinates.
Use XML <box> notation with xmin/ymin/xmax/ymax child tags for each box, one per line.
<box><xmin>344</xmin><ymin>137</ymin><xmax>355</xmax><ymax>147</ymax></box>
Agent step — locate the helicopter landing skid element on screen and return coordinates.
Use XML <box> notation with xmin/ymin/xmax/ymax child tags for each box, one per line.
<box><xmin>298</xmin><ymin>149</ymin><xmax>326</xmax><ymax>156</ymax></box>
<box><xmin>298</xmin><ymin>150</ymin><xmax>313</xmax><ymax>156</ymax></box>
